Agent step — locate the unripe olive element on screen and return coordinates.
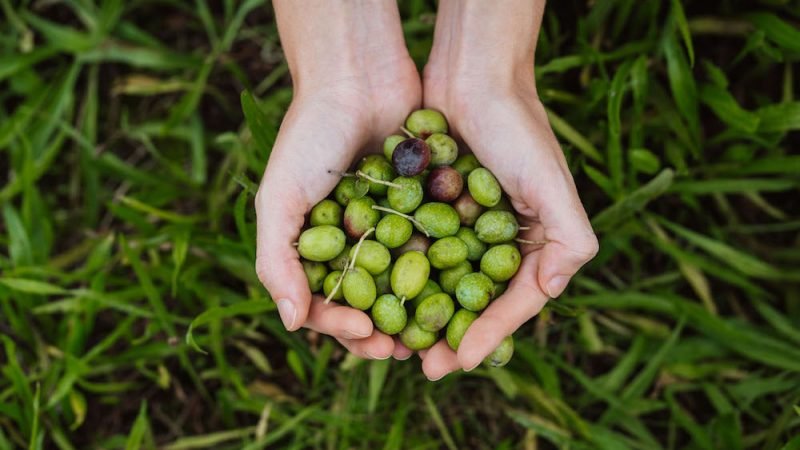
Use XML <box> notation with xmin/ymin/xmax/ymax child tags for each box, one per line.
<box><xmin>484</xmin><ymin>336</ymin><xmax>514</xmax><ymax>368</ymax></box>
<box><xmin>371</xmin><ymin>294</ymin><xmax>407</xmax><ymax>335</ymax></box>
<box><xmin>467</xmin><ymin>168</ymin><xmax>502</xmax><ymax>207</ymax></box>
<box><xmin>309</xmin><ymin>199</ymin><xmax>342</xmax><ymax>227</ymax></box>
<box><xmin>405</xmin><ymin>109</ymin><xmax>448</xmax><ymax>138</ymax></box>
<box><xmin>480</xmin><ymin>244</ymin><xmax>521</xmax><ymax>282</ymax></box>
<box><xmin>452</xmin><ymin>154</ymin><xmax>481</xmax><ymax>177</ymax></box>
<box><xmin>425</xmin><ymin>133</ymin><xmax>458</xmax><ymax>166</ymax></box>
<box><xmin>410</xmin><ymin>279</ymin><xmax>443</xmax><ymax>308</ymax></box>
<box><xmin>323</xmin><ymin>270</ymin><xmax>344</xmax><ymax>300</ymax></box>
<box><xmin>399</xmin><ymin>319</ymin><xmax>438</xmax><ymax>351</ymax></box>
<box><xmin>298</xmin><ymin>225</ymin><xmax>346</xmax><ymax>262</ymax></box>
<box><xmin>456</xmin><ymin>227</ymin><xmax>487</xmax><ymax>261</ymax></box>
<box><xmin>415</xmin><ymin>292</ymin><xmax>455</xmax><ymax>332</ymax></box>
<box><xmin>387</xmin><ymin>176</ymin><xmax>423</xmax><ymax>213</ymax></box>
<box><xmin>427</xmin><ymin>236</ymin><xmax>468</xmax><ymax>269</ymax></box>
<box><xmin>455</xmin><ymin>272</ymin><xmax>494</xmax><ymax>311</ymax></box>
<box><xmin>376</xmin><ymin>214</ymin><xmax>413</xmax><ymax>249</ymax></box>
<box><xmin>328</xmin><ymin>244</ymin><xmax>352</xmax><ymax>271</ymax></box>
<box><xmin>374</xmin><ymin>264</ymin><xmax>393</xmax><ymax>295</ymax></box>
<box><xmin>302</xmin><ymin>260</ymin><xmax>328</xmax><ymax>292</ymax></box>
<box><xmin>413</xmin><ymin>202</ymin><xmax>460</xmax><ymax>238</ymax></box>
<box><xmin>342</xmin><ymin>266</ymin><xmax>377</xmax><ymax>310</ymax></box>
<box><xmin>334</xmin><ymin>177</ymin><xmax>369</xmax><ymax>206</ymax></box>
<box><xmin>446</xmin><ymin>309</ymin><xmax>478</xmax><ymax>351</ymax></box>
<box><xmin>343</xmin><ymin>197</ymin><xmax>380</xmax><ymax>240</ymax></box>
<box><xmin>439</xmin><ymin>260</ymin><xmax>473</xmax><ymax>294</ymax></box>
<box><xmin>493</xmin><ymin>281</ymin><xmax>508</xmax><ymax>297</ymax></box>
<box><xmin>348</xmin><ymin>240</ymin><xmax>391</xmax><ymax>275</ymax></box>
<box><xmin>358</xmin><ymin>154</ymin><xmax>396</xmax><ymax>196</ymax></box>
<box><xmin>474</xmin><ymin>211</ymin><xmax>519</xmax><ymax>244</ymax></box>
<box><xmin>390</xmin><ymin>251</ymin><xmax>430</xmax><ymax>300</ymax></box>
<box><xmin>489</xmin><ymin>195</ymin><xmax>513</xmax><ymax>212</ymax></box>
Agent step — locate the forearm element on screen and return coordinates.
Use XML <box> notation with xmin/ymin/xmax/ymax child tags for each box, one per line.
<box><xmin>273</xmin><ymin>0</ymin><xmax>409</xmax><ymax>91</ymax></box>
<box><xmin>426</xmin><ymin>0</ymin><xmax>545</xmax><ymax>88</ymax></box>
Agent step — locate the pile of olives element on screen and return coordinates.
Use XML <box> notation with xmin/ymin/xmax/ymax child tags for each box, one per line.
<box><xmin>299</xmin><ymin>109</ymin><xmax>531</xmax><ymax>368</ymax></box>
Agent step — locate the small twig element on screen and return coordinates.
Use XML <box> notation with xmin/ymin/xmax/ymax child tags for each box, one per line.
<box><xmin>518</xmin><ymin>226</ymin><xmax>531</xmax><ymax>231</ymax></box>
<box><xmin>400</xmin><ymin>126</ymin><xmax>415</xmax><ymax>138</ymax></box>
<box><xmin>355</xmin><ymin>170</ymin><xmax>403</xmax><ymax>189</ymax></box>
<box><xmin>370</xmin><ymin>205</ymin><xmax>430</xmax><ymax>237</ymax></box>
<box><xmin>515</xmin><ymin>238</ymin><xmax>549</xmax><ymax>246</ymax></box>
<box><xmin>400</xmin><ymin>296</ymin><xmax>407</xmax><ymax>306</ymax></box>
<box><xmin>324</xmin><ymin>261</ymin><xmax>349</xmax><ymax>304</ymax></box>
<box><xmin>348</xmin><ymin>227</ymin><xmax>375</xmax><ymax>271</ymax></box>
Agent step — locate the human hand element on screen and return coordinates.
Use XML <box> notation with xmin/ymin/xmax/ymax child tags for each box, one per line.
<box><xmin>255</xmin><ymin>1</ymin><xmax>419</xmax><ymax>360</ymax></box>
<box><xmin>416</xmin><ymin>0</ymin><xmax>598</xmax><ymax>380</ymax></box>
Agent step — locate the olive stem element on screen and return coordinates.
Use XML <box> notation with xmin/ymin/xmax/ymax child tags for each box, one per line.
<box><xmin>400</xmin><ymin>126</ymin><xmax>415</xmax><ymax>138</ymax></box>
<box><xmin>400</xmin><ymin>296</ymin><xmax>407</xmax><ymax>306</ymax></box>
<box><xmin>348</xmin><ymin>227</ymin><xmax>376</xmax><ymax>271</ymax></box>
<box><xmin>354</xmin><ymin>170</ymin><xmax>404</xmax><ymax>189</ymax></box>
<box><xmin>323</xmin><ymin>261</ymin><xmax>349</xmax><ymax>305</ymax></box>
<box><xmin>518</xmin><ymin>226</ymin><xmax>531</xmax><ymax>231</ymax></box>
<box><xmin>370</xmin><ymin>205</ymin><xmax>430</xmax><ymax>237</ymax></box>
<box><xmin>515</xmin><ymin>238</ymin><xmax>549</xmax><ymax>246</ymax></box>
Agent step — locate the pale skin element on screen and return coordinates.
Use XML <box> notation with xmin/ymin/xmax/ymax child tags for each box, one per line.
<box><xmin>256</xmin><ymin>0</ymin><xmax>599</xmax><ymax>378</ymax></box>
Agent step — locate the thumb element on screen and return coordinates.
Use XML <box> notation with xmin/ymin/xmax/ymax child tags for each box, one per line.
<box><xmin>255</xmin><ymin>170</ymin><xmax>313</xmax><ymax>331</ymax></box>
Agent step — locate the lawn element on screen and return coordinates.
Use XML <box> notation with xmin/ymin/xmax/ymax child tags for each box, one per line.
<box><xmin>1</xmin><ymin>0</ymin><xmax>799</xmax><ymax>449</ymax></box>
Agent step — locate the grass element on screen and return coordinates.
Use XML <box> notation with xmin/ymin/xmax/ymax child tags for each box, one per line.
<box><xmin>0</xmin><ymin>0</ymin><xmax>799</xmax><ymax>448</ymax></box>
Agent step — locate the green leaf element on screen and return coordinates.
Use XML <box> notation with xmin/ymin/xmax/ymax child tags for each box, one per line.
<box><xmin>699</xmin><ymin>84</ymin><xmax>760</xmax><ymax>133</ymax></box>
<box><xmin>747</xmin><ymin>13</ymin><xmax>800</xmax><ymax>53</ymax></box>
<box><xmin>185</xmin><ymin>299</ymin><xmax>273</xmax><ymax>353</ymax></box>
<box><xmin>592</xmin><ymin>169</ymin><xmax>674</xmax><ymax>231</ymax></box>
<box><xmin>0</xmin><ymin>278</ymin><xmax>66</xmax><ymax>295</ymax></box>
<box><xmin>629</xmin><ymin>148</ymin><xmax>661</xmax><ymax>175</ymax></box>
<box><xmin>368</xmin><ymin>359</ymin><xmax>391</xmax><ymax>413</ymax></box>
<box><xmin>671</xmin><ymin>0</ymin><xmax>694</xmax><ymax>66</ymax></box>
<box><xmin>757</xmin><ymin>102</ymin><xmax>800</xmax><ymax>133</ymax></box>
<box><xmin>663</xmin><ymin>33</ymin><xmax>699</xmax><ymax>141</ymax></box>
<box><xmin>607</xmin><ymin>59</ymin><xmax>634</xmax><ymax>192</ymax></box>
<box><xmin>546</xmin><ymin>107</ymin><xmax>603</xmax><ymax>162</ymax></box>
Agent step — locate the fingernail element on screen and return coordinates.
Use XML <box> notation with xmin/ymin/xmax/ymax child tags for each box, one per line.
<box><xmin>546</xmin><ymin>275</ymin><xmax>570</xmax><ymax>298</ymax></box>
<box><xmin>343</xmin><ymin>329</ymin><xmax>372</xmax><ymax>339</ymax></box>
<box><xmin>276</xmin><ymin>299</ymin><xmax>297</xmax><ymax>330</ymax></box>
<box><xmin>464</xmin><ymin>361</ymin><xmax>481</xmax><ymax>372</ymax></box>
<box><xmin>427</xmin><ymin>373</ymin><xmax>446</xmax><ymax>382</ymax></box>
<box><xmin>366</xmin><ymin>351</ymin><xmax>391</xmax><ymax>360</ymax></box>
<box><xmin>395</xmin><ymin>353</ymin><xmax>412</xmax><ymax>361</ymax></box>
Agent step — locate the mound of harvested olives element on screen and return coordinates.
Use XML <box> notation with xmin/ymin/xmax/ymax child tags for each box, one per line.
<box><xmin>298</xmin><ymin>109</ymin><xmax>534</xmax><ymax>369</ymax></box>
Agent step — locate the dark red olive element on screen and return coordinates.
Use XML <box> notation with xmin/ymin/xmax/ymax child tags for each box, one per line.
<box><xmin>452</xmin><ymin>191</ymin><xmax>484</xmax><ymax>226</ymax></box>
<box><xmin>392</xmin><ymin>233</ymin><xmax>431</xmax><ymax>257</ymax></box>
<box><xmin>427</xmin><ymin>166</ymin><xmax>463</xmax><ymax>202</ymax></box>
<box><xmin>392</xmin><ymin>138</ymin><xmax>431</xmax><ymax>177</ymax></box>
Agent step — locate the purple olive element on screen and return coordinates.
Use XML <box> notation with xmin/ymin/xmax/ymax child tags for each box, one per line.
<box><xmin>452</xmin><ymin>191</ymin><xmax>484</xmax><ymax>226</ymax></box>
<box><xmin>427</xmin><ymin>166</ymin><xmax>463</xmax><ymax>202</ymax></box>
<box><xmin>392</xmin><ymin>138</ymin><xmax>431</xmax><ymax>176</ymax></box>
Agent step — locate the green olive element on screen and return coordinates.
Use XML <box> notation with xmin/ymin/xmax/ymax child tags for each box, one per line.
<box><xmin>455</xmin><ymin>272</ymin><xmax>494</xmax><ymax>311</ymax></box>
<box><xmin>334</xmin><ymin>176</ymin><xmax>369</xmax><ymax>206</ymax></box>
<box><xmin>426</xmin><ymin>236</ymin><xmax>468</xmax><ymax>269</ymax></box>
<box><xmin>371</xmin><ymin>294</ymin><xmax>408</xmax><ymax>335</ymax></box>
<box><xmin>467</xmin><ymin>168</ymin><xmax>502</xmax><ymax>207</ymax></box>
<box><xmin>439</xmin><ymin>260</ymin><xmax>473</xmax><ymax>294</ymax></box>
<box><xmin>383</xmin><ymin>134</ymin><xmax>406</xmax><ymax>161</ymax></box>
<box><xmin>387</xmin><ymin>176</ymin><xmax>423</xmax><ymax>213</ymax></box>
<box><xmin>474</xmin><ymin>211</ymin><xmax>519</xmax><ymax>244</ymax></box>
<box><xmin>456</xmin><ymin>227</ymin><xmax>488</xmax><ymax>261</ymax></box>
<box><xmin>374</xmin><ymin>264</ymin><xmax>393</xmax><ymax>295</ymax></box>
<box><xmin>414</xmin><ymin>292</ymin><xmax>455</xmax><ymax>332</ymax></box>
<box><xmin>413</xmin><ymin>202</ymin><xmax>460</xmax><ymax>238</ymax></box>
<box><xmin>493</xmin><ymin>281</ymin><xmax>508</xmax><ymax>297</ymax></box>
<box><xmin>342</xmin><ymin>266</ymin><xmax>377</xmax><ymax>310</ymax></box>
<box><xmin>297</xmin><ymin>225</ymin><xmax>346</xmax><ymax>262</ymax></box>
<box><xmin>410</xmin><ymin>279</ymin><xmax>443</xmax><ymax>308</ymax></box>
<box><xmin>399</xmin><ymin>318</ymin><xmax>438</xmax><ymax>351</ymax></box>
<box><xmin>484</xmin><ymin>336</ymin><xmax>514</xmax><ymax>368</ymax></box>
<box><xmin>489</xmin><ymin>195</ymin><xmax>513</xmax><ymax>212</ymax></box>
<box><xmin>343</xmin><ymin>197</ymin><xmax>380</xmax><ymax>239</ymax></box>
<box><xmin>358</xmin><ymin>154</ymin><xmax>396</xmax><ymax>196</ymax></box>
<box><xmin>309</xmin><ymin>199</ymin><xmax>342</xmax><ymax>227</ymax></box>
<box><xmin>480</xmin><ymin>244</ymin><xmax>521</xmax><ymax>282</ymax></box>
<box><xmin>375</xmin><ymin>214</ymin><xmax>413</xmax><ymax>249</ymax></box>
<box><xmin>425</xmin><ymin>133</ymin><xmax>458</xmax><ymax>166</ymax></box>
<box><xmin>446</xmin><ymin>309</ymin><xmax>478</xmax><ymax>351</ymax></box>
<box><xmin>452</xmin><ymin>154</ymin><xmax>481</xmax><ymax>178</ymax></box>
<box><xmin>405</xmin><ymin>109</ymin><xmax>448</xmax><ymax>138</ymax></box>
<box><xmin>348</xmin><ymin>240</ymin><xmax>391</xmax><ymax>275</ymax></box>
<box><xmin>302</xmin><ymin>260</ymin><xmax>328</xmax><ymax>292</ymax></box>
<box><xmin>390</xmin><ymin>251</ymin><xmax>430</xmax><ymax>300</ymax></box>
<box><xmin>328</xmin><ymin>244</ymin><xmax>352</xmax><ymax>271</ymax></box>
<box><xmin>323</xmin><ymin>270</ymin><xmax>344</xmax><ymax>300</ymax></box>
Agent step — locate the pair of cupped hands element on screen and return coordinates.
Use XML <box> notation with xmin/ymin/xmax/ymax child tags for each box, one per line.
<box><xmin>254</xmin><ymin>49</ymin><xmax>598</xmax><ymax>381</ymax></box>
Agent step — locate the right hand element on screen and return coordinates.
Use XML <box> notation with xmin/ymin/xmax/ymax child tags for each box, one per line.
<box><xmin>255</xmin><ymin>55</ymin><xmax>421</xmax><ymax>361</ymax></box>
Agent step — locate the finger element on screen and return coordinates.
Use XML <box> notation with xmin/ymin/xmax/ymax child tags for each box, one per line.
<box><xmin>532</xmin><ymin>173</ymin><xmax>599</xmax><ymax>299</ymax></box>
<box><xmin>337</xmin><ymin>331</ymin><xmax>395</xmax><ymax>360</ymax></box>
<box><xmin>305</xmin><ymin>296</ymin><xmax>374</xmax><ymax>340</ymax></box>
<box><xmin>457</xmin><ymin>255</ymin><xmax>549</xmax><ymax>371</ymax></box>
<box><xmin>392</xmin><ymin>339</ymin><xmax>413</xmax><ymax>361</ymax></box>
<box><xmin>420</xmin><ymin>339</ymin><xmax>461</xmax><ymax>381</ymax></box>
<box><xmin>255</xmin><ymin>179</ymin><xmax>311</xmax><ymax>331</ymax></box>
